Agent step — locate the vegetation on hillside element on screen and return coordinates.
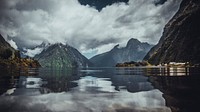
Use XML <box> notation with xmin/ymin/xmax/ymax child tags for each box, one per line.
<box><xmin>0</xmin><ymin>34</ymin><xmax>41</xmax><ymax>73</ymax></box>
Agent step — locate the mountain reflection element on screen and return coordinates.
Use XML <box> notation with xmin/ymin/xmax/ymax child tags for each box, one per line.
<box><xmin>0</xmin><ymin>67</ymin><xmax>200</xmax><ymax>112</ymax></box>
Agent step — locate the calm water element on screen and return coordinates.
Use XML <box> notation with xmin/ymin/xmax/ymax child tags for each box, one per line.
<box><xmin>0</xmin><ymin>67</ymin><xmax>200</xmax><ymax>112</ymax></box>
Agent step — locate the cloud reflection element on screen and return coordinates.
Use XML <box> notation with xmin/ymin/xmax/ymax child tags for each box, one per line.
<box><xmin>0</xmin><ymin>75</ymin><xmax>171</xmax><ymax>112</ymax></box>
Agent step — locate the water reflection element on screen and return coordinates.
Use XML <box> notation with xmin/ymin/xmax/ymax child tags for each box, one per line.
<box><xmin>0</xmin><ymin>67</ymin><xmax>200</xmax><ymax>112</ymax></box>
<box><xmin>111</xmin><ymin>75</ymin><xmax>154</xmax><ymax>92</ymax></box>
<box><xmin>148</xmin><ymin>67</ymin><xmax>200</xmax><ymax>77</ymax></box>
<box><xmin>143</xmin><ymin>67</ymin><xmax>200</xmax><ymax>112</ymax></box>
<box><xmin>0</xmin><ymin>76</ymin><xmax>170</xmax><ymax>112</ymax></box>
<box><xmin>18</xmin><ymin>77</ymin><xmax>43</xmax><ymax>88</ymax></box>
<box><xmin>147</xmin><ymin>67</ymin><xmax>190</xmax><ymax>76</ymax></box>
<box><xmin>1</xmin><ymin>76</ymin><xmax>50</xmax><ymax>96</ymax></box>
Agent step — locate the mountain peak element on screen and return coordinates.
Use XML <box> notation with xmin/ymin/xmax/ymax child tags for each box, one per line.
<box><xmin>126</xmin><ymin>38</ymin><xmax>140</xmax><ymax>47</ymax></box>
<box><xmin>0</xmin><ymin>34</ymin><xmax>13</xmax><ymax>49</ymax></box>
<box><xmin>54</xmin><ymin>43</ymin><xmax>64</xmax><ymax>46</ymax></box>
<box><xmin>34</xmin><ymin>42</ymin><xmax>92</xmax><ymax>68</ymax></box>
<box><xmin>110</xmin><ymin>44</ymin><xmax>119</xmax><ymax>52</ymax></box>
<box><xmin>90</xmin><ymin>38</ymin><xmax>153</xmax><ymax>67</ymax></box>
<box><xmin>40</xmin><ymin>41</ymin><xmax>50</xmax><ymax>47</ymax></box>
<box><xmin>113</xmin><ymin>44</ymin><xmax>119</xmax><ymax>49</ymax></box>
<box><xmin>51</xmin><ymin>43</ymin><xmax>65</xmax><ymax>48</ymax></box>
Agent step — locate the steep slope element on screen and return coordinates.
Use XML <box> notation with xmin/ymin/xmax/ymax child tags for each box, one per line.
<box><xmin>0</xmin><ymin>34</ymin><xmax>18</xmax><ymax>59</ymax></box>
<box><xmin>144</xmin><ymin>0</ymin><xmax>200</xmax><ymax>65</ymax></box>
<box><xmin>90</xmin><ymin>38</ymin><xmax>153</xmax><ymax>67</ymax></box>
<box><xmin>0</xmin><ymin>34</ymin><xmax>40</xmax><ymax>70</ymax></box>
<box><xmin>35</xmin><ymin>43</ymin><xmax>92</xmax><ymax>68</ymax></box>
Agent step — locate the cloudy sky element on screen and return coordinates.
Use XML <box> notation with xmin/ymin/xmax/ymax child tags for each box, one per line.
<box><xmin>0</xmin><ymin>0</ymin><xmax>182</xmax><ymax>58</ymax></box>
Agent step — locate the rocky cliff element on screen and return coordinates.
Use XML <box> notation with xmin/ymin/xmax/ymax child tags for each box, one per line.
<box><xmin>144</xmin><ymin>0</ymin><xmax>200</xmax><ymax>65</ymax></box>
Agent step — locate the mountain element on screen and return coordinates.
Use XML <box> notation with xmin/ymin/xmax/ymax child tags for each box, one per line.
<box><xmin>144</xmin><ymin>0</ymin><xmax>200</xmax><ymax>65</ymax></box>
<box><xmin>0</xmin><ymin>34</ymin><xmax>40</xmax><ymax>70</ymax></box>
<box><xmin>90</xmin><ymin>38</ymin><xmax>153</xmax><ymax>67</ymax></box>
<box><xmin>34</xmin><ymin>43</ymin><xmax>92</xmax><ymax>68</ymax></box>
<box><xmin>0</xmin><ymin>34</ymin><xmax>19</xmax><ymax>60</ymax></box>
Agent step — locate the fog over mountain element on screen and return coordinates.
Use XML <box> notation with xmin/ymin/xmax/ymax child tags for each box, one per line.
<box><xmin>0</xmin><ymin>0</ymin><xmax>181</xmax><ymax>58</ymax></box>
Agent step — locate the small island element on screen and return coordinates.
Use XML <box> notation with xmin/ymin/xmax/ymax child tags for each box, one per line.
<box><xmin>115</xmin><ymin>61</ymin><xmax>151</xmax><ymax>67</ymax></box>
<box><xmin>116</xmin><ymin>61</ymin><xmax>199</xmax><ymax>68</ymax></box>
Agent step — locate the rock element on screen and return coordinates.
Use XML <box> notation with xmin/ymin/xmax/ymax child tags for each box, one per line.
<box><xmin>144</xmin><ymin>0</ymin><xmax>200</xmax><ymax>65</ymax></box>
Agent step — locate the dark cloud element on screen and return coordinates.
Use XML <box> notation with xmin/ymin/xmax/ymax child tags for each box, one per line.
<box><xmin>0</xmin><ymin>0</ymin><xmax>182</xmax><ymax>57</ymax></box>
<box><xmin>78</xmin><ymin>0</ymin><xmax>129</xmax><ymax>11</ymax></box>
<box><xmin>154</xmin><ymin>0</ymin><xmax>168</xmax><ymax>5</ymax></box>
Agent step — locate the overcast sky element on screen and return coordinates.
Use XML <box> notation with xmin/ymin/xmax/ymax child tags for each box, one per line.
<box><xmin>0</xmin><ymin>0</ymin><xmax>182</xmax><ymax>58</ymax></box>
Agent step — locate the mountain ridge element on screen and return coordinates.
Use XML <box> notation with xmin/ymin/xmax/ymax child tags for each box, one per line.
<box><xmin>90</xmin><ymin>38</ymin><xmax>153</xmax><ymax>67</ymax></box>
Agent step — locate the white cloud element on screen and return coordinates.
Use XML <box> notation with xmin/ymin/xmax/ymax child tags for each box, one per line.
<box><xmin>0</xmin><ymin>0</ymin><xmax>182</xmax><ymax>58</ymax></box>
<box><xmin>96</xmin><ymin>43</ymin><xmax>118</xmax><ymax>54</ymax></box>
<box><xmin>23</xmin><ymin>47</ymin><xmax>44</xmax><ymax>57</ymax></box>
<box><xmin>7</xmin><ymin>39</ymin><xmax>18</xmax><ymax>49</ymax></box>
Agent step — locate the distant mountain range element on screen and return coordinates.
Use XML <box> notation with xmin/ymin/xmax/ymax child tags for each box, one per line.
<box><xmin>90</xmin><ymin>38</ymin><xmax>153</xmax><ymax>67</ymax></box>
<box><xmin>144</xmin><ymin>0</ymin><xmax>200</xmax><ymax>65</ymax></box>
<box><xmin>34</xmin><ymin>43</ymin><xmax>92</xmax><ymax>68</ymax></box>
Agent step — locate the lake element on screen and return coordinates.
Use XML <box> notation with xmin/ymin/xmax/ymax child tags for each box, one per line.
<box><xmin>0</xmin><ymin>67</ymin><xmax>200</xmax><ymax>112</ymax></box>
